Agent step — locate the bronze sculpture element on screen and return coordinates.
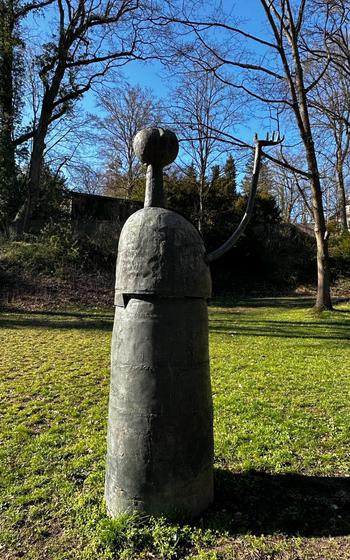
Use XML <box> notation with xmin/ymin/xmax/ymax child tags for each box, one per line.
<box><xmin>105</xmin><ymin>127</ymin><xmax>282</xmax><ymax>518</ymax></box>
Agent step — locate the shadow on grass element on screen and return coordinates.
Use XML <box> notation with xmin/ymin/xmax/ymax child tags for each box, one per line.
<box><xmin>0</xmin><ymin>306</ymin><xmax>113</xmax><ymax>319</ymax></box>
<box><xmin>0</xmin><ymin>312</ymin><xmax>114</xmax><ymax>331</ymax></box>
<box><xmin>211</xmin><ymin>297</ymin><xmax>317</xmax><ymax>310</ymax></box>
<box><xmin>0</xmin><ymin>309</ymin><xmax>348</xmax><ymax>340</ymax></box>
<box><xmin>209</xmin><ymin>318</ymin><xmax>350</xmax><ymax>340</ymax></box>
<box><xmin>212</xmin><ymin>296</ymin><xmax>350</xmax><ymax>310</ymax></box>
<box><xmin>205</xmin><ymin>469</ymin><xmax>350</xmax><ymax>537</ymax></box>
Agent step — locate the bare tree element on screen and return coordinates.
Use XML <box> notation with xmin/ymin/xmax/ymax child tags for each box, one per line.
<box><xmin>68</xmin><ymin>162</ymin><xmax>105</xmax><ymax>195</ymax></box>
<box><xmin>309</xmin><ymin>52</ymin><xmax>350</xmax><ymax>232</ymax></box>
<box><xmin>19</xmin><ymin>54</ymin><xmax>103</xmax><ymax>194</ymax></box>
<box><xmin>315</xmin><ymin>0</ymin><xmax>350</xmax><ymax>78</ymax></box>
<box><xmin>166</xmin><ymin>0</ymin><xmax>335</xmax><ymax>309</ymax></box>
<box><xmin>12</xmin><ymin>0</ymin><xmax>161</xmax><ymax>233</ymax></box>
<box><xmin>91</xmin><ymin>82</ymin><xmax>162</xmax><ymax>198</ymax></box>
<box><xmin>302</xmin><ymin>0</ymin><xmax>350</xmax><ymax>229</ymax></box>
<box><xmin>272</xmin><ymin>158</ymin><xmax>313</xmax><ymax>223</ymax></box>
<box><xmin>169</xmin><ymin>65</ymin><xmax>239</xmax><ymax>233</ymax></box>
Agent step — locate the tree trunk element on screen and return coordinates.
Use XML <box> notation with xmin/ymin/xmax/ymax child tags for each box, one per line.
<box><xmin>127</xmin><ymin>159</ymin><xmax>133</xmax><ymax>198</ymax></box>
<box><xmin>296</xmin><ymin>158</ymin><xmax>332</xmax><ymax>310</ymax></box>
<box><xmin>335</xmin><ymin>155</ymin><xmax>348</xmax><ymax>232</ymax></box>
<box><xmin>198</xmin><ymin>173</ymin><xmax>205</xmax><ymax>234</ymax></box>
<box><xmin>315</xmin><ymin>231</ymin><xmax>332</xmax><ymax>310</ymax></box>
<box><xmin>310</xmin><ymin>174</ymin><xmax>333</xmax><ymax>311</ymax></box>
<box><xmin>300</xmin><ymin>132</ymin><xmax>332</xmax><ymax>310</ymax></box>
<box><xmin>12</xmin><ymin>118</ymin><xmax>49</xmax><ymax>235</ymax></box>
<box><xmin>13</xmin><ymin>60</ymin><xmax>65</xmax><ymax>235</ymax></box>
<box><xmin>291</xmin><ymin>42</ymin><xmax>333</xmax><ymax>310</ymax></box>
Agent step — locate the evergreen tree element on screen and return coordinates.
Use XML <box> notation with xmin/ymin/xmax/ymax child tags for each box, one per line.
<box><xmin>209</xmin><ymin>156</ymin><xmax>237</xmax><ymax>197</ymax></box>
<box><xmin>204</xmin><ymin>163</ymin><xmax>239</xmax><ymax>249</ymax></box>
<box><xmin>241</xmin><ymin>154</ymin><xmax>275</xmax><ymax>195</ymax></box>
<box><xmin>0</xmin><ymin>0</ymin><xmax>16</xmax><ymax>230</ymax></box>
<box><xmin>210</xmin><ymin>164</ymin><xmax>220</xmax><ymax>188</ymax></box>
<box><xmin>165</xmin><ymin>163</ymin><xmax>199</xmax><ymax>224</ymax></box>
<box><xmin>33</xmin><ymin>165</ymin><xmax>68</xmax><ymax>222</ymax></box>
<box><xmin>237</xmin><ymin>154</ymin><xmax>280</xmax><ymax>225</ymax></box>
<box><xmin>222</xmin><ymin>155</ymin><xmax>237</xmax><ymax>197</ymax></box>
<box><xmin>165</xmin><ymin>159</ymin><xmax>240</xmax><ymax>250</ymax></box>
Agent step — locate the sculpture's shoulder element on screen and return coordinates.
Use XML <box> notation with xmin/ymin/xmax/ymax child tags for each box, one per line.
<box><xmin>115</xmin><ymin>207</ymin><xmax>211</xmax><ymax>299</ymax></box>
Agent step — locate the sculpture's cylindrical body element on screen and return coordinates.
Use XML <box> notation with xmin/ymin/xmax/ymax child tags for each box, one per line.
<box><xmin>105</xmin><ymin>207</ymin><xmax>213</xmax><ymax>518</ymax></box>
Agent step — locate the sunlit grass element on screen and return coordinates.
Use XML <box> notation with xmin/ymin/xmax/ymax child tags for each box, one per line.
<box><xmin>0</xmin><ymin>298</ymin><xmax>349</xmax><ymax>559</ymax></box>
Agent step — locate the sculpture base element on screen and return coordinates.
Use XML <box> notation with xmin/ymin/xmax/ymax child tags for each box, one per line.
<box><xmin>105</xmin><ymin>297</ymin><xmax>214</xmax><ymax>519</ymax></box>
<box><xmin>105</xmin><ymin>465</ymin><xmax>213</xmax><ymax>519</ymax></box>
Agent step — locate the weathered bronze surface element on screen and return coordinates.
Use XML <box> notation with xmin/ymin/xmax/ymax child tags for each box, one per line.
<box><xmin>105</xmin><ymin>127</ymin><xmax>281</xmax><ymax>518</ymax></box>
<box><xmin>105</xmin><ymin>128</ymin><xmax>214</xmax><ymax>519</ymax></box>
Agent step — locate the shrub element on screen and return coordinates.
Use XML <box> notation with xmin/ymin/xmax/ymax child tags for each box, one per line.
<box><xmin>1</xmin><ymin>221</ymin><xmax>85</xmax><ymax>277</ymax></box>
<box><xmin>211</xmin><ymin>223</ymin><xmax>316</xmax><ymax>294</ymax></box>
<box><xmin>329</xmin><ymin>231</ymin><xmax>350</xmax><ymax>279</ymax></box>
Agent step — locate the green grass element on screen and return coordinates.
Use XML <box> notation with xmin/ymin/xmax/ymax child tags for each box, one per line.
<box><xmin>1</xmin><ymin>297</ymin><xmax>350</xmax><ymax>559</ymax></box>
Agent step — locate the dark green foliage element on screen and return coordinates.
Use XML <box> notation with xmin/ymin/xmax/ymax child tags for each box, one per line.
<box><xmin>165</xmin><ymin>164</ymin><xmax>199</xmax><ymax>224</ymax></box>
<box><xmin>32</xmin><ymin>165</ymin><xmax>69</xmax><ymax>222</ymax></box>
<box><xmin>0</xmin><ymin>165</ymin><xmax>26</xmax><ymax>230</ymax></box>
<box><xmin>203</xmin><ymin>158</ymin><xmax>238</xmax><ymax>246</ymax></box>
<box><xmin>1</xmin><ymin>222</ymin><xmax>84</xmax><ymax>276</ymax></box>
<box><xmin>165</xmin><ymin>157</ymin><xmax>240</xmax><ymax>248</ymax></box>
<box><xmin>8</xmin><ymin>164</ymin><xmax>71</xmax><ymax>234</ymax></box>
<box><xmin>329</xmin><ymin>230</ymin><xmax>350</xmax><ymax>278</ymax></box>
<box><xmin>1</xmin><ymin>165</ymin><xmax>99</xmax><ymax>276</ymax></box>
<box><xmin>249</xmin><ymin>191</ymin><xmax>281</xmax><ymax>224</ymax></box>
<box><xmin>201</xmin><ymin>177</ymin><xmax>238</xmax><ymax>250</ymax></box>
<box><xmin>164</xmin><ymin>156</ymin><xmax>302</xmax><ymax>293</ymax></box>
<box><xmin>0</xmin><ymin>150</ymin><xmax>318</xmax><ymax>294</ymax></box>
<box><xmin>209</xmin><ymin>160</ymin><xmax>236</xmax><ymax>200</ymax></box>
<box><xmin>1</xmin><ymin>218</ymin><xmax>116</xmax><ymax>280</ymax></box>
<box><xmin>241</xmin><ymin>154</ymin><xmax>276</xmax><ymax>195</ymax></box>
<box><xmin>165</xmin><ymin>156</ymin><xmax>280</xmax><ymax>248</ymax></box>
<box><xmin>221</xmin><ymin>154</ymin><xmax>237</xmax><ymax>197</ymax></box>
<box><xmin>0</xmin><ymin>0</ymin><xmax>24</xmax><ymax>231</ymax></box>
<box><xmin>211</xmin><ymin>223</ymin><xmax>316</xmax><ymax>294</ymax></box>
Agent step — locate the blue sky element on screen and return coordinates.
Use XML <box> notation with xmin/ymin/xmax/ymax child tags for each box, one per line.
<box><xmin>25</xmin><ymin>0</ymin><xmax>277</xmax><ymax>181</ymax></box>
<box><xmin>82</xmin><ymin>0</ymin><xmax>274</xmax><ymax>170</ymax></box>
<box><xmin>116</xmin><ymin>0</ymin><xmax>275</xmax><ymax>179</ymax></box>
<box><xmin>86</xmin><ymin>0</ymin><xmax>269</xmax><ymax>105</ymax></box>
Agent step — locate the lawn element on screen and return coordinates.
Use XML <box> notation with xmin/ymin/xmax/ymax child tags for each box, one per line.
<box><xmin>1</xmin><ymin>297</ymin><xmax>350</xmax><ymax>559</ymax></box>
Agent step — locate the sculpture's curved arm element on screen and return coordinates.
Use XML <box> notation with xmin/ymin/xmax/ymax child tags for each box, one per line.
<box><xmin>207</xmin><ymin>132</ymin><xmax>283</xmax><ymax>262</ymax></box>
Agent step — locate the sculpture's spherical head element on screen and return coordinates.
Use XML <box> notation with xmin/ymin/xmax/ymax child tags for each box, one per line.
<box><xmin>133</xmin><ymin>128</ymin><xmax>179</xmax><ymax>167</ymax></box>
